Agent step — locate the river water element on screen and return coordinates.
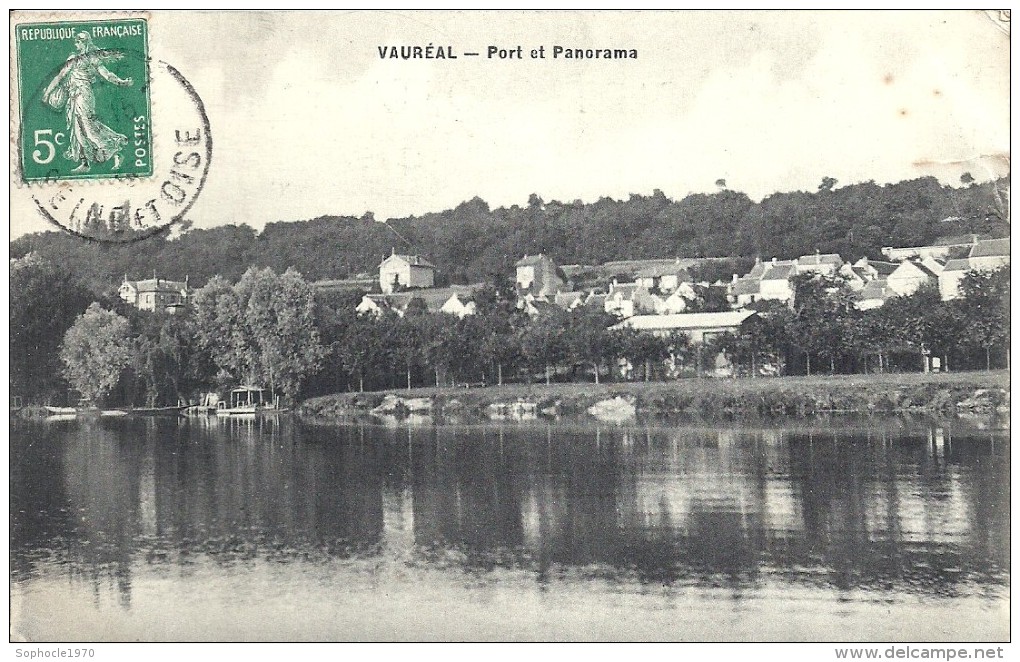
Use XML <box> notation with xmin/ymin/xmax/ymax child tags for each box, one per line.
<box><xmin>10</xmin><ymin>415</ymin><xmax>1009</xmax><ymax>642</ymax></box>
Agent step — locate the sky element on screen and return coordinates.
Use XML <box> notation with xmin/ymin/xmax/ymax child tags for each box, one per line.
<box><xmin>9</xmin><ymin>10</ymin><xmax>1011</xmax><ymax>239</ymax></box>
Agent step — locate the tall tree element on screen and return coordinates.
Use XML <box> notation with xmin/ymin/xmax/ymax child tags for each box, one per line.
<box><xmin>565</xmin><ymin>306</ymin><xmax>619</xmax><ymax>384</ymax></box>
<box><xmin>10</xmin><ymin>255</ymin><xmax>94</xmax><ymax>402</ymax></box>
<box><xmin>60</xmin><ymin>303</ymin><xmax>135</xmax><ymax>405</ymax></box>
<box><xmin>954</xmin><ymin>266</ymin><xmax>1010</xmax><ymax>369</ymax></box>
<box><xmin>191</xmin><ymin>268</ymin><xmax>326</xmax><ymax>400</ymax></box>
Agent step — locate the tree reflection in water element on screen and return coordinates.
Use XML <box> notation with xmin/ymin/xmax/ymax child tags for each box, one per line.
<box><xmin>10</xmin><ymin>416</ymin><xmax>1009</xmax><ymax>607</ymax></box>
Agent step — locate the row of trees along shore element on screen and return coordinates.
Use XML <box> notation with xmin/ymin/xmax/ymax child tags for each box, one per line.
<box><xmin>11</xmin><ymin>253</ymin><xmax>1009</xmax><ymax>407</ymax></box>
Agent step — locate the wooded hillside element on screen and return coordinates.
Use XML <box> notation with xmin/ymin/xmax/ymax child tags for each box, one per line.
<box><xmin>11</xmin><ymin>175</ymin><xmax>1009</xmax><ymax>294</ymax></box>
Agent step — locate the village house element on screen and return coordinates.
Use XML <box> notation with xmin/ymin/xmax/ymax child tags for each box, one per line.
<box><xmin>119</xmin><ymin>275</ymin><xmax>189</xmax><ymax>312</ymax></box>
<box><xmin>515</xmin><ymin>254</ymin><xmax>568</xmax><ymax>298</ymax></box>
<box><xmin>758</xmin><ymin>259</ymin><xmax>797</xmax><ymax>302</ymax></box>
<box><xmin>938</xmin><ymin>260</ymin><xmax>972</xmax><ymax>301</ymax></box>
<box><xmin>886</xmin><ymin>259</ymin><xmax>940</xmax><ymax>297</ymax></box>
<box><xmin>838</xmin><ymin>263</ymin><xmax>868</xmax><ymax>291</ymax></box>
<box><xmin>967</xmin><ymin>237</ymin><xmax>1010</xmax><ymax>271</ymax></box>
<box><xmin>662</xmin><ymin>282</ymin><xmax>700</xmax><ymax>313</ymax></box>
<box><xmin>938</xmin><ymin>238</ymin><xmax>1010</xmax><ymax>300</ymax></box>
<box><xmin>604</xmin><ymin>281</ymin><xmax>664</xmax><ymax>318</ymax></box>
<box><xmin>729</xmin><ymin>274</ymin><xmax>761</xmax><ymax>306</ymax></box>
<box><xmin>552</xmin><ymin>291</ymin><xmax>586</xmax><ymax>311</ymax></box>
<box><xmin>881</xmin><ymin>234</ymin><xmax>980</xmax><ymax>262</ymax></box>
<box><xmin>855</xmin><ymin>277</ymin><xmax>893</xmax><ymax>310</ymax></box>
<box><xmin>633</xmin><ymin>261</ymin><xmax>692</xmax><ymax>293</ymax></box>
<box><xmin>612</xmin><ymin>309</ymin><xmax>757</xmax><ymax>344</ymax></box>
<box><xmin>378</xmin><ymin>251</ymin><xmax>436</xmax><ymax>293</ymax></box>
<box><xmin>851</xmin><ymin>257</ymin><xmax>899</xmax><ymax>281</ymax></box>
<box><xmin>796</xmin><ymin>252</ymin><xmax>842</xmax><ymax>276</ymax></box>
<box><xmin>356</xmin><ymin>286</ymin><xmax>477</xmax><ymax>318</ymax></box>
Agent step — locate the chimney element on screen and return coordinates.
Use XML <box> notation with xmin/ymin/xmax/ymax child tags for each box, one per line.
<box><xmin>771</xmin><ymin>257</ymin><xmax>777</xmax><ymax>265</ymax></box>
<box><xmin>972</xmin><ymin>234</ymin><xmax>979</xmax><ymax>245</ymax></box>
<box><xmin>731</xmin><ymin>273</ymin><xmax>738</xmax><ymax>283</ymax></box>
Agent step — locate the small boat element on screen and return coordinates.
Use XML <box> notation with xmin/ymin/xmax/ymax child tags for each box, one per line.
<box><xmin>216</xmin><ymin>386</ymin><xmax>282</xmax><ymax>417</ymax></box>
<box><xmin>130</xmin><ymin>405</ymin><xmax>188</xmax><ymax>416</ymax></box>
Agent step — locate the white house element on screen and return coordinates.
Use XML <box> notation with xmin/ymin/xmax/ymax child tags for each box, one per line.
<box><xmin>604</xmin><ymin>282</ymin><xmax>664</xmax><ymax>318</ymax></box>
<box><xmin>612</xmin><ymin>309</ymin><xmax>757</xmax><ymax>344</ymax></box>
<box><xmin>662</xmin><ymin>282</ymin><xmax>699</xmax><ymax>313</ymax></box>
<box><xmin>553</xmin><ymin>291</ymin><xmax>586</xmax><ymax>310</ymax></box>
<box><xmin>796</xmin><ymin>252</ymin><xmax>842</xmax><ymax>276</ymax></box>
<box><xmin>378</xmin><ymin>252</ymin><xmax>436</xmax><ymax>293</ymax></box>
<box><xmin>119</xmin><ymin>275</ymin><xmax>189</xmax><ymax>312</ymax></box>
<box><xmin>856</xmin><ymin>277</ymin><xmax>893</xmax><ymax>310</ymax></box>
<box><xmin>758</xmin><ymin>260</ymin><xmax>797</xmax><ymax>302</ymax></box>
<box><xmin>852</xmin><ymin>257</ymin><xmax>899</xmax><ymax>281</ymax></box>
<box><xmin>729</xmin><ymin>275</ymin><xmax>761</xmax><ymax>306</ymax></box>
<box><xmin>634</xmin><ymin>262</ymin><xmax>691</xmax><ymax>293</ymax></box>
<box><xmin>515</xmin><ymin>254</ymin><xmax>567</xmax><ymax>298</ymax></box>
<box><xmin>938</xmin><ymin>259</ymin><xmax>972</xmax><ymax>301</ymax></box>
<box><xmin>937</xmin><ymin>238</ymin><xmax>1009</xmax><ymax>300</ymax></box>
<box><xmin>968</xmin><ymin>238</ymin><xmax>1010</xmax><ymax>272</ymax></box>
<box><xmin>886</xmin><ymin>260</ymin><xmax>939</xmax><ymax>297</ymax></box>
<box><xmin>356</xmin><ymin>286</ymin><xmax>477</xmax><ymax>318</ymax></box>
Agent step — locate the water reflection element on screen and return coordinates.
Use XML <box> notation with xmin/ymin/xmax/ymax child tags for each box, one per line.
<box><xmin>10</xmin><ymin>416</ymin><xmax>1009</xmax><ymax>621</ymax></box>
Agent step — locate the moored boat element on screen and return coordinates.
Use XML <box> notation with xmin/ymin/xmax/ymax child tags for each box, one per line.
<box><xmin>216</xmin><ymin>386</ymin><xmax>282</xmax><ymax>416</ymax></box>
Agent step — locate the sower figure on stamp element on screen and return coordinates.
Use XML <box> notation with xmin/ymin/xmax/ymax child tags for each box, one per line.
<box><xmin>42</xmin><ymin>31</ymin><xmax>133</xmax><ymax>173</ymax></box>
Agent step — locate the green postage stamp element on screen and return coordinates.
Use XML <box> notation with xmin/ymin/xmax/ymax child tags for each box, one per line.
<box><xmin>15</xmin><ymin>18</ymin><xmax>152</xmax><ymax>182</ymax></box>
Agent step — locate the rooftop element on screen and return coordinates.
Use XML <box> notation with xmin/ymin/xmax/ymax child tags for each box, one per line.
<box><xmin>731</xmin><ymin>277</ymin><xmax>760</xmax><ymax>296</ymax></box>
<box><xmin>614</xmin><ymin>310</ymin><xmax>756</xmax><ymax>332</ymax></box>
<box><xmin>381</xmin><ymin>253</ymin><xmax>436</xmax><ymax>269</ymax></box>
<box><xmin>969</xmin><ymin>238</ymin><xmax>1010</xmax><ymax>259</ymax></box>
<box><xmin>362</xmin><ymin>285</ymin><xmax>478</xmax><ymax>313</ymax></box>
<box><xmin>761</xmin><ymin>263</ymin><xmax>796</xmax><ymax>280</ymax></box>
<box><xmin>122</xmin><ymin>277</ymin><xmax>188</xmax><ymax>293</ymax></box>
<box><xmin>942</xmin><ymin>258</ymin><xmax>972</xmax><ymax>272</ymax></box>
<box><xmin>797</xmin><ymin>253</ymin><xmax>842</xmax><ymax>266</ymax></box>
<box><xmin>516</xmin><ymin>253</ymin><xmax>555</xmax><ymax>267</ymax></box>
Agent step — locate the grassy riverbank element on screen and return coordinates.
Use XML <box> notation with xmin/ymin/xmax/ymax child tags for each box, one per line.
<box><xmin>301</xmin><ymin>370</ymin><xmax>1010</xmax><ymax>420</ymax></box>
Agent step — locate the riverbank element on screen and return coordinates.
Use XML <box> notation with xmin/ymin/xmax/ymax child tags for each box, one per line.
<box><xmin>300</xmin><ymin>370</ymin><xmax>1010</xmax><ymax>422</ymax></box>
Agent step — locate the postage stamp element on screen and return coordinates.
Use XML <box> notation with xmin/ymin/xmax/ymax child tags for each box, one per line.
<box><xmin>10</xmin><ymin>12</ymin><xmax>211</xmax><ymax>243</ymax></box>
<box><xmin>15</xmin><ymin>17</ymin><xmax>153</xmax><ymax>182</ymax></box>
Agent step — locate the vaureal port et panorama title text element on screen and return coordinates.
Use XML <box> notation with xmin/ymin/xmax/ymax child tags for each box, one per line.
<box><xmin>377</xmin><ymin>44</ymin><xmax>638</xmax><ymax>60</ymax></box>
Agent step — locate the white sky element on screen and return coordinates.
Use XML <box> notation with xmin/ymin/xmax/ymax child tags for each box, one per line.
<box><xmin>9</xmin><ymin>10</ymin><xmax>1011</xmax><ymax>239</ymax></box>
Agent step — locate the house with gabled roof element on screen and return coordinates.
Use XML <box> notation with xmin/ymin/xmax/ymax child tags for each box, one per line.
<box><xmin>937</xmin><ymin>237</ymin><xmax>1009</xmax><ymax>300</ymax></box>
<box><xmin>552</xmin><ymin>291</ymin><xmax>586</xmax><ymax>311</ymax></box>
<box><xmin>852</xmin><ymin>257</ymin><xmax>899</xmax><ymax>280</ymax></box>
<box><xmin>516</xmin><ymin>253</ymin><xmax>568</xmax><ymax>298</ymax></box>
<box><xmin>604</xmin><ymin>281</ymin><xmax>664</xmax><ymax>318</ymax></box>
<box><xmin>634</xmin><ymin>261</ymin><xmax>691</xmax><ymax>293</ymax></box>
<box><xmin>729</xmin><ymin>274</ymin><xmax>762</xmax><ymax>306</ymax></box>
<box><xmin>938</xmin><ymin>259</ymin><xmax>973</xmax><ymax>301</ymax></box>
<box><xmin>356</xmin><ymin>285</ymin><xmax>477</xmax><ymax>318</ymax></box>
<box><xmin>759</xmin><ymin>259</ymin><xmax>797</xmax><ymax>302</ymax></box>
<box><xmin>968</xmin><ymin>237</ymin><xmax>1010</xmax><ymax>271</ymax></box>
<box><xmin>796</xmin><ymin>252</ymin><xmax>842</xmax><ymax>276</ymax></box>
<box><xmin>378</xmin><ymin>251</ymin><xmax>436</xmax><ymax>293</ymax></box>
<box><xmin>119</xmin><ymin>274</ymin><xmax>189</xmax><ymax>312</ymax></box>
<box><xmin>887</xmin><ymin>260</ymin><xmax>939</xmax><ymax>297</ymax></box>
<box><xmin>856</xmin><ymin>277</ymin><xmax>893</xmax><ymax>310</ymax></box>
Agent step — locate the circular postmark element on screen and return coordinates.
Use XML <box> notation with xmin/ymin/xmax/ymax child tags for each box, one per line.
<box><xmin>18</xmin><ymin>47</ymin><xmax>211</xmax><ymax>244</ymax></box>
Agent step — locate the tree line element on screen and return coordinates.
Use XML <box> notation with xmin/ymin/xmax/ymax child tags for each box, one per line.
<box><xmin>10</xmin><ymin>175</ymin><xmax>1009</xmax><ymax>294</ymax></box>
<box><xmin>12</xmin><ymin>253</ymin><xmax>1006</xmax><ymax>407</ymax></box>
